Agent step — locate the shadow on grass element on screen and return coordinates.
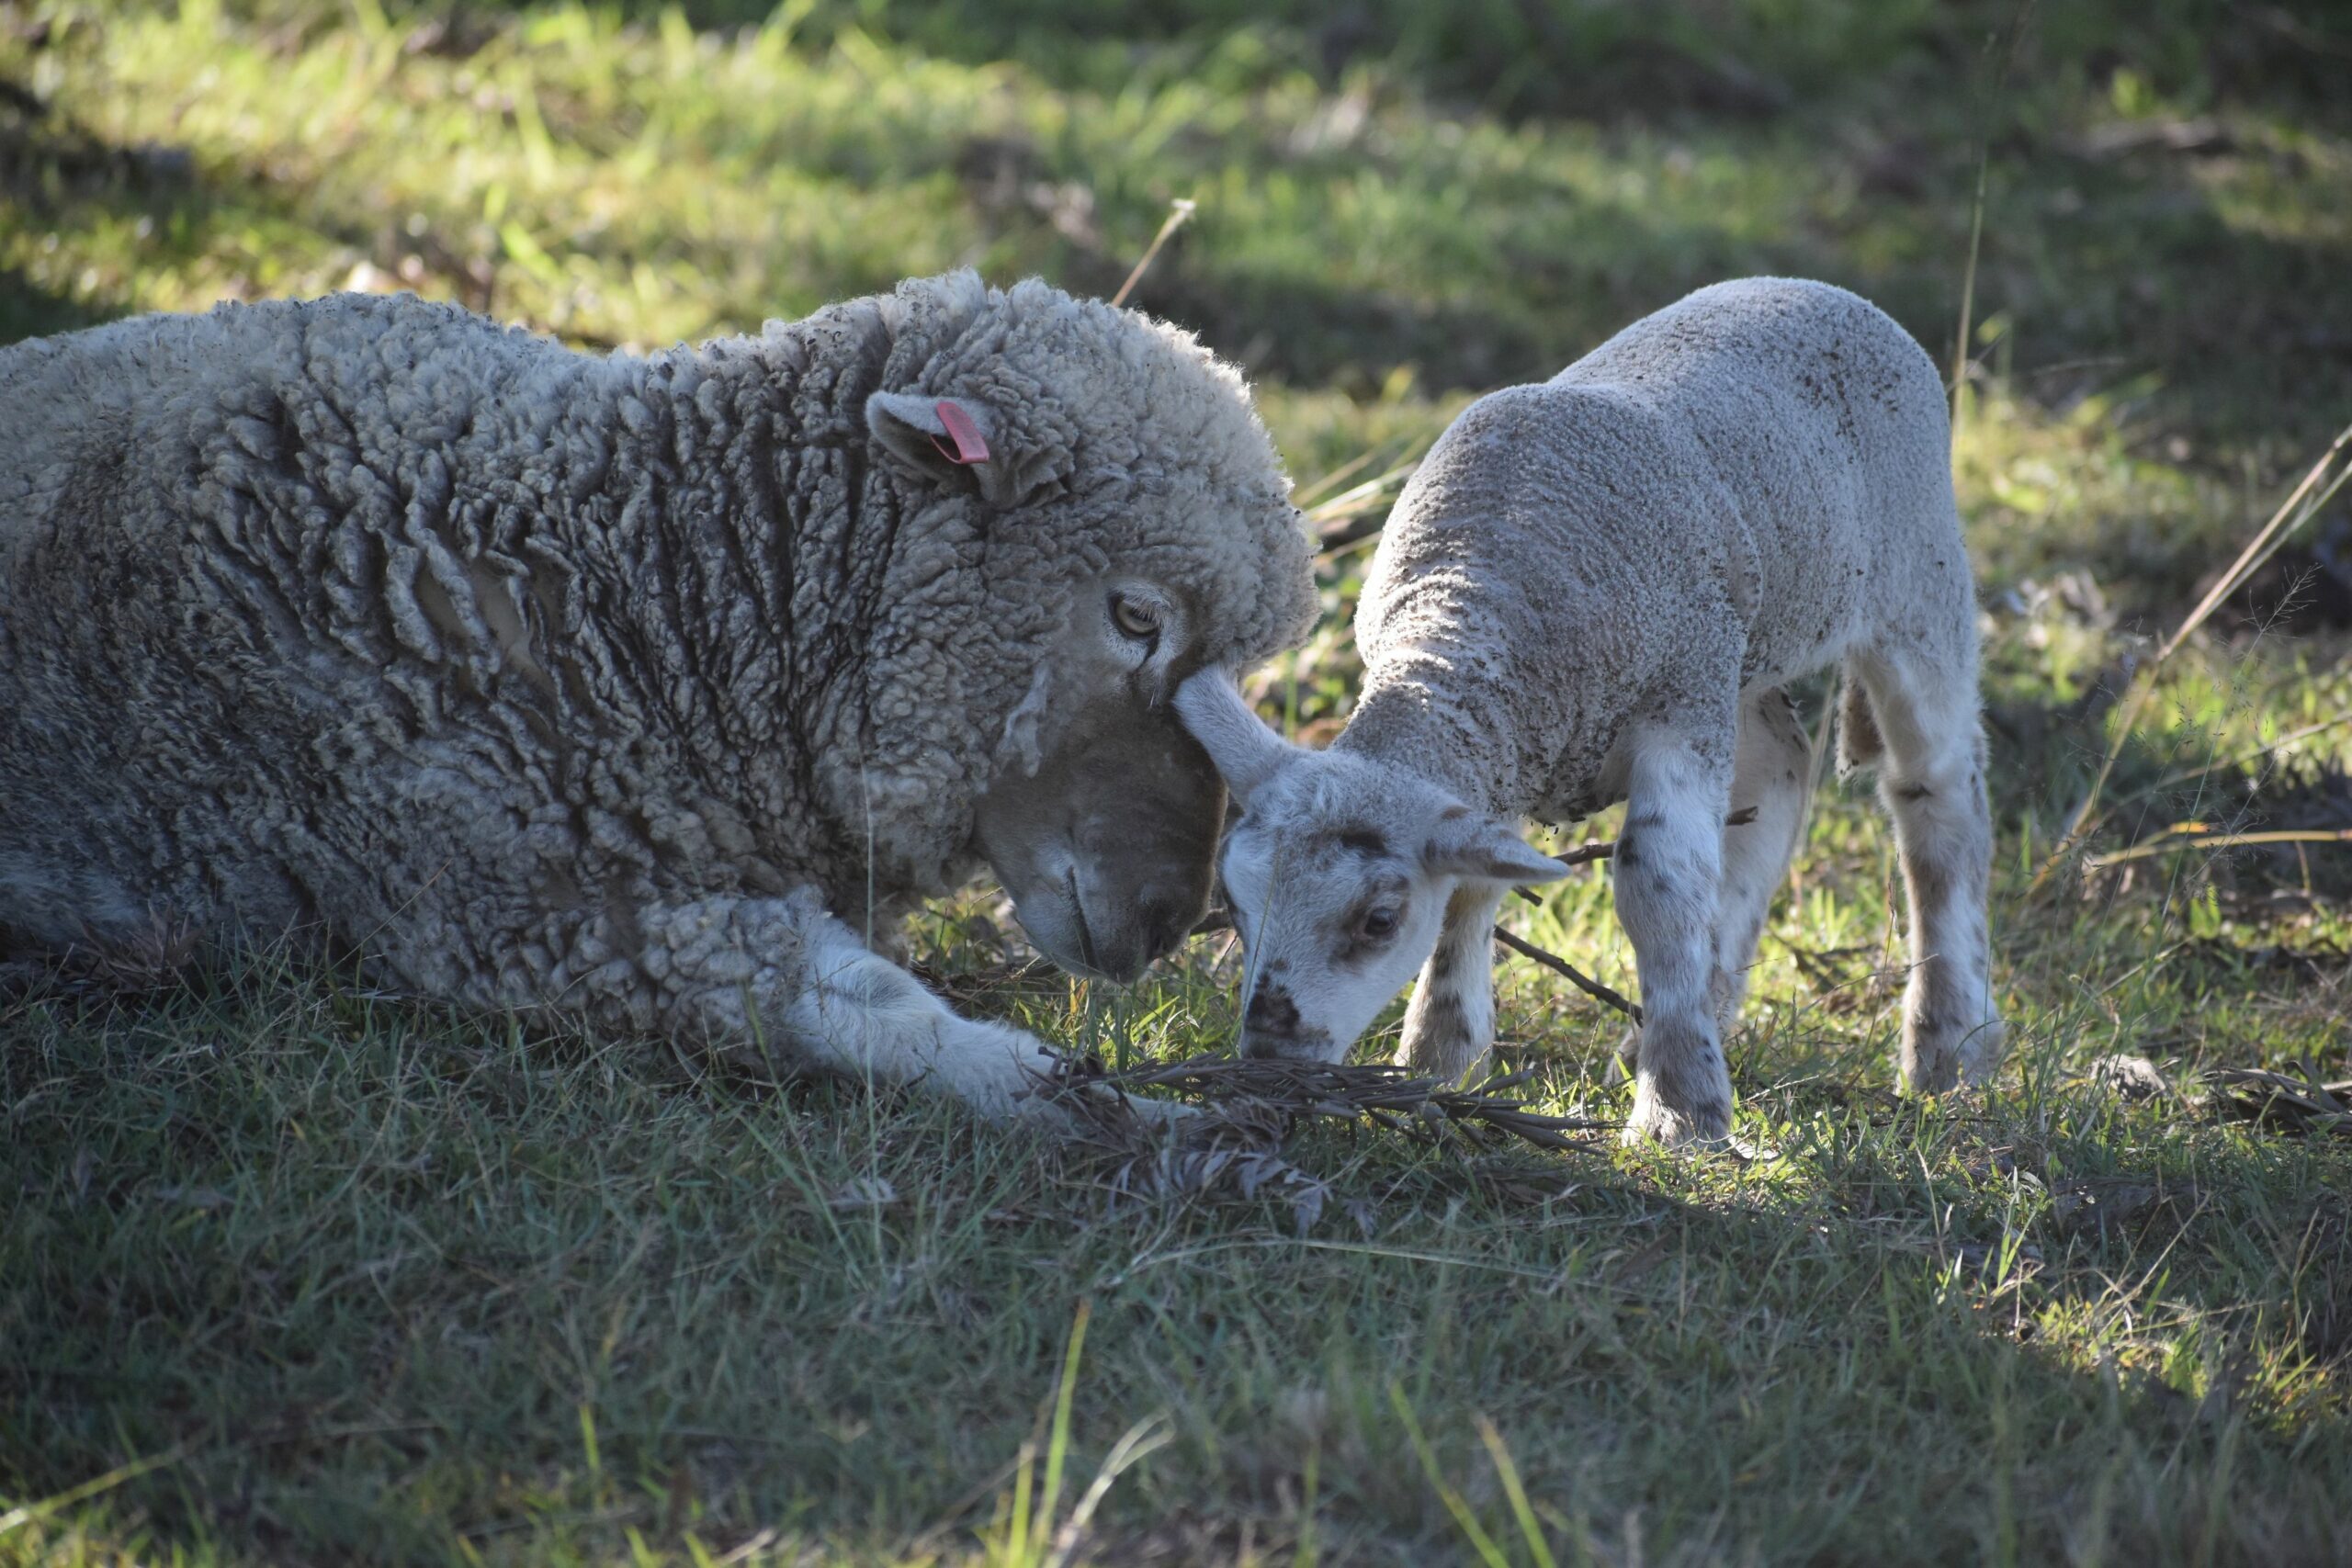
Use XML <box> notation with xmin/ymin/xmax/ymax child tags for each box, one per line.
<box><xmin>1</xmin><ymin>952</ymin><xmax>2346</xmax><ymax>1562</ymax></box>
<box><xmin>0</xmin><ymin>62</ymin><xmax>393</xmax><ymax>346</ymax></box>
<box><xmin>406</xmin><ymin>0</ymin><xmax>2352</xmax><ymax>131</ymax></box>
<box><xmin>13</xmin><ymin>7</ymin><xmax>2351</xmax><ymax>449</ymax></box>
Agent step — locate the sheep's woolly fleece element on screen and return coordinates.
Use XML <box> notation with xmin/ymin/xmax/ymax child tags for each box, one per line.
<box><xmin>0</xmin><ymin>273</ymin><xmax>1315</xmax><ymax>1054</ymax></box>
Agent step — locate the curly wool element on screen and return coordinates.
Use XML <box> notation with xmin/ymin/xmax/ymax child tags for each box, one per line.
<box><xmin>0</xmin><ymin>274</ymin><xmax>1315</xmax><ymax>1035</ymax></box>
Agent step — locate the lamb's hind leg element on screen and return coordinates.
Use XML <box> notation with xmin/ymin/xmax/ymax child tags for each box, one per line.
<box><xmin>1615</xmin><ymin>714</ymin><xmax>1739</xmax><ymax>1146</ymax></box>
<box><xmin>1396</xmin><ymin>883</ymin><xmax>1506</xmax><ymax>1083</ymax></box>
<box><xmin>1848</xmin><ymin>648</ymin><xmax>2004</xmax><ymax>1092</ymax></box>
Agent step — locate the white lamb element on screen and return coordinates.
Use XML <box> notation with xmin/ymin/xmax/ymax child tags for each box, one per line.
<box><xmin>1175</xmin><ymin>277</ymin><xmax>2003</xmax><ymax>1146</ymax></box>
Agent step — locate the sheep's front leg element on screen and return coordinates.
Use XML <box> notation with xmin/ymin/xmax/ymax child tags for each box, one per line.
<box><xmin>775</xmin><ymin>904</ymin><xmax>1076</xmax><ymax>1118</ymax></box>
<box><xmin>1396</xmin><ymin>883</ymin><xmax>1506</xmax><ymax>1083</ymax></box>
<box><xmin>1614</xmin><ymin>728</ymin><xmax>1738</xmax><ymax>1147</ymax></box>
<box><xmin>571</xmin><ymin>892</ymin><xmax>1076</xmax><ymax>1122</ymax></box>
<box><xmin>1611</xmin><ymin>691</ymin><xmax>1809</xmax><ymax>1087</ymax></box>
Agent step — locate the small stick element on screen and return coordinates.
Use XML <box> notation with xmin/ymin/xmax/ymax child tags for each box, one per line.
<box><xmin>2084</xmin><ymin>826</ymin><xmax>2352</xmax><ymax>872</ymax></box>
<box><xmin>1079</xmin><ymin>1053</ymin><xmax>1611</xmax><ymax>1153</ymax></box>
<box><xmin>1492</xmin><ymin>925</ymin><xmax>1642</xmax><ymax>1022</ymax></box>
<box><xmin>2099</xmin><ymin>709</ymin><xmax>2352</xmax><ymax>816</ymax></box>
<box><xmin>1509</xmin><ymin>806</ymin><xmax>1753</xmax><ymax>904</ymax></box>
<box><xmin>1493</xmin><ymin>806</ymin><xmax>1756</xmax><ymax>1017</ymax></box>
<box><xmin>1110</xmin><ymin>198</ymin><xmax>1196</xmax><ymax>308</ymax></box>
<box><xmin>1292</xmin><ymin>443</ymin><xmax>1396</xmax><ymax>509</ymax></box>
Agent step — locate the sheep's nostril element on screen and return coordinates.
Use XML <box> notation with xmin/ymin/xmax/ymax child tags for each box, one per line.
<box><xmin>1140</xmin><ymin>908</ymin><xmax>1188</xmax><ymax>961</ymax></box>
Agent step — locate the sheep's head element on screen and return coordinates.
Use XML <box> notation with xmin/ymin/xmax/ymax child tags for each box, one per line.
<box><xmin>851</xmin><ymin>274</ymin><xmax>1316</xmax><ymax>982</ymax></box>
<box><xmin>1174</xmin><ymin>669</ymin><xmax>1568</xmax><ymax>1060</ymax></box>
<box><xmin>963</xmin><ymin>575</ymin><xmax>1229</xmax><ymax>980</ymax></box>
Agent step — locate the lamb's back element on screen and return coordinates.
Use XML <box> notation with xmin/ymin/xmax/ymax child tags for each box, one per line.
<box><xmin>1350</xmin><ymin>375</ymin><xmax>1753</xmax><ymax>814</ymax></box>
<box><xmin>1557</xmin><ymin>277</ymin><xmax>1955</xmax><ymax>680</ymax></box>
<box><xmin>1347</xmin><ymin>279</ymin><xmax>1961</xmax><ymax>818</ymax></box>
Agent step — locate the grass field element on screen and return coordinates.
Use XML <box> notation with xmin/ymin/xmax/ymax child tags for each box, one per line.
<box><xmin>5</xmin><ymin>1</ymin><xmax>2352</xmax><ymax>1562</ymax></box>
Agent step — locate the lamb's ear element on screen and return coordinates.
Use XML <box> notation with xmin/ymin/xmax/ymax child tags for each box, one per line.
<box><xmin>865</xmin><ymin>390</ymin><xmax>1064</xmax><ymax>509</ymax></box>
<box><xmin>1422</xmin><ymin>811</ymin><xmax>1572</xmax><ymax>886</ymax></box>
<box><xmin>1173</xmin><ymin>668</ymin><xmax>1297</xmax><ymax>807</ymax></box>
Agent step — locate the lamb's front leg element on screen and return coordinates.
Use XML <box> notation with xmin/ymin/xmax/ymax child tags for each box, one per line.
<box><xmin>1613</xmin><ymin>728</ymin><xmax>1737</xmax><ymax>1146</ymax></box>
<box><xmin>1396</xmin><ymin>883</ymin><xmax>1506</xmax><ymax>1082</ymax></box>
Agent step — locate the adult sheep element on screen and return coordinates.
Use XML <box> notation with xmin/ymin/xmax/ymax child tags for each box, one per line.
<box><xmin>0</xmin><ymin>272</ymin><xmax>1315</xmax><ymax>1120</ymax></box>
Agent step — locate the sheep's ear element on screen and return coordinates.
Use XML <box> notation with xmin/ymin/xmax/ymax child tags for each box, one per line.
<box><xmin>1422</xmin><ymin>811</ymin><xmax>1571</xmax><ymax>886</ymax></box>
<box><xmin>1173</xmin><ymin>668</ymin><xmax>1297</xmax><ymax>807</ymax></box>
<box><xmin>865</xmin><ymin>390</ymin><xmax>991</xmax><ymax>489</ymax></box>
<box><xmin>865</xmin><ymin>390</ymin><xmax>1059</xmax><ymax>509</ymax></box>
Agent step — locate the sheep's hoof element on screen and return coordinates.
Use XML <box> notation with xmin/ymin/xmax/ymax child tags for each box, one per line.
<box><xmin>1025</xmin><ymin>1074</ymin><xmax>1201</xmax><ymax>1137</ymax></box>
<box><xmin>1621</xmin><ymin>1086</ymin><xmax>1733</xmax><ymax>1151</ymax></box>
<box><xmin>1393</xmin><ymin>1039</ymin><xmax>1490</xmax><ymax>1087</ymax></box>
<box><xmin>1957</xmin><ymin>1018</ymin><xmax>2008</xmax><ymax>1085</ymax></box>
<box><xmin>1902</xmin><ymin>1016</ymin><xmax>2007</xmax><ymax>1098</ymax></box>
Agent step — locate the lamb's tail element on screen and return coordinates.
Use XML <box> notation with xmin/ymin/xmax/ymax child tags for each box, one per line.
<box><xmin>1837</xmin><ymin>665</ymin><xmax>1883</xmax><ymax>778</ymax></box>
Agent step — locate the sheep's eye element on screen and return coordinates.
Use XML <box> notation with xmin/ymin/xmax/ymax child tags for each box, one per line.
<box><xmin>1110</xmin><ymin>593</ymin><xmax>1162</xmax><ymax>641</ymax></box>
<box><xmin>1359</xmin><ymin>908</ymin><xmax>1400</xmax><ymax>941</ymax></box>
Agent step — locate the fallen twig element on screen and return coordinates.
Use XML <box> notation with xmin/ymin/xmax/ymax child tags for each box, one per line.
<box><xmin>1491</xmin><ymin>926</ymin><xmax>1642</xmax><ymax>1022</ymax></box>
<box><xmin>1046</xmin><ymin>1053</ymin><xmax>1608</xmax><ymax>1232</ymax></box>
<box><xmin>2098</xmin><ymin>710</ymin><xmax>2352</xmax><ymax>817</ymax></box>
<box><xmin>1487</xmin><ymin>805</ymin><xmax>1761</xmax><ymax>1022</ymax></box>
<box><xmin>2203</xmin><ymin>1062</ymin><xmax>2352</xmax><ymax>1138</ymax></box>
<box><xmin>1067</xmin><ymin>1054</ymin><xmax>1609</xmax><ymax>1156</ymax></box>
<box><xmin>2085</xmin><ymin>826</ymin><xmax>2352</xmax><ymax>872</ymax></box>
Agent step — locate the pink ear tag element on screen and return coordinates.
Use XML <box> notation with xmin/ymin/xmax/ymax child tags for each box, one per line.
<box><xmin>930</xmin><ymin>400</ymin><xmax>990</xmax><ymax>465</ymax></box>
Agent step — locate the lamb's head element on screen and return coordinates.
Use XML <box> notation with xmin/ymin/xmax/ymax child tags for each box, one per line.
<box><xmin>1174</xmin><ymin>670</ymin><xmax>1569</xmax><ymax>1060</ymax></box>
<box><xmin>853</xmin><ymin>273</ymin><xmax>1317</xmax><ymax>981</ymax></box>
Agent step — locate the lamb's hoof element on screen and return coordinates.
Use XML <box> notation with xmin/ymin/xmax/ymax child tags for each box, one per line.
<box><xmin>1393</xmin><ymin>1043</ymin><xmax>1489</xmax><ymax>1088</ymax></box>
<box><xmin>1621</xmin><ymin>1086</ymin><xmax>1733</xmax><ymax>1151</ymax></box>
<box><xmin>1903</xmin><ymin>1019</ymin><xmax>2007</xmax><ymax>1097</ymax></box>
<box><xmin>1957</xmin><ymin>1018</ymin><xmax>2008</xmax><ymax>1085</ymax></box>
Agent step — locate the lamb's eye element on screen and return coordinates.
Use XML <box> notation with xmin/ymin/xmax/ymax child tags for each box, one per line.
<box><xmin>1110</xmin><ymin>593</ymin><xmax>1162</xmax><ymax>641</ymax></box>
<box><xmin>1359</xmin><ymin>908</ymin><xmax>1400</xmax><ymax>941</ymax></box>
